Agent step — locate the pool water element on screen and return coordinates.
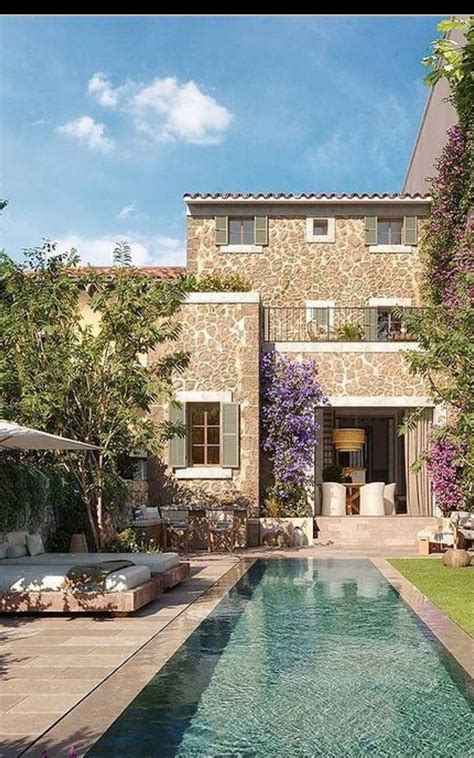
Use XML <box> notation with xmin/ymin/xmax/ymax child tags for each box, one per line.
<box><xmin>88</xmin><ymin>559</ymin><xmax>474</xmax><ymax>757</ymax></box>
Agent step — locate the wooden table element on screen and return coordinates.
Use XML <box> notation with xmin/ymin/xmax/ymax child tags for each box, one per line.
<box><xmin>343</xmin><ymin>483</ymin><xmax>363</xmax><ymax>515</ymax></box>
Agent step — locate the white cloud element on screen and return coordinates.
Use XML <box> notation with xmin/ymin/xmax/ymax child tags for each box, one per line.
<box><xmin>57</xmin><ymin>116</ymin><xmax>114</xmax><ymax>152</ymax></box>
<box><xmin>116</xmin><ymin>203</ymin><xmax>136</xmax><ymax>220</ymax></box>
<box><xmin>54</xmin><ymin>233</ymin><xmax>185</xmax><ymax>267</ymax></box>
<box><xmin>132</xmin><ymin>77</ymin><xmax>231</xmax><ymax>145</ymax></box>
<box><xmin>88</xmin><ymin>72</ymin><xmax>120</xmax><ymax>108</ymax></box>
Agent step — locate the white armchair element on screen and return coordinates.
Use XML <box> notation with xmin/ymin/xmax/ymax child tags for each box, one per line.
<box><xmin>322</xmin><ymin>482</ymin><xmax>347</xmax><ymax>516</ymax></box>
<box><xmin>383</xmin><ymin>483</ymin><xmax>396</xmax><ymax>515</ymax></box>
<box><xmin>359</xmin><ymin>482</ymin><xmax>385</xmax><ymax>516</ymax></box>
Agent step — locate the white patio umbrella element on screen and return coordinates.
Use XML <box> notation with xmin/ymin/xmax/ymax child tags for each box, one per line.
<box><xmin>0</xmin><ymin>420</ymin><xmax>100</xmax><ymax>451</ymax></box>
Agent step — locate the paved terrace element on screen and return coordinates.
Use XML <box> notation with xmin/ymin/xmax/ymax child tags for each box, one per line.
<box><xmin>1</xmin><ymin>546</ymin><xmax>472</xmax><ymax>757</ymax></box>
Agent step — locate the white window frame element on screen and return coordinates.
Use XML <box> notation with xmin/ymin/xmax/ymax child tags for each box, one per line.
<box><xmin>367</xmin><ymin>298</ymin><xmax>412</xmax><ymax>307</ymax></box>
<box><xmin>369</xmin><ymin>244</ymin><xmax>413</xmax><ymax>253</ymax></box>
<box><xmin>220</xmin><ymin>244</ymin><xmax>263</xmax><ymax>254</ymax></box>
<box><xmin>305</xmin><ymin>216</ymin><xmax>335</xmax><ymax>243</ymax></box>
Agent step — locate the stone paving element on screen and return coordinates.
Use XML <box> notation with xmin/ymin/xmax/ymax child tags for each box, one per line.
<box><xmin>0</xmin><ymin>546</ymin><xmax>472</xmax><ymax>757</ymax></box>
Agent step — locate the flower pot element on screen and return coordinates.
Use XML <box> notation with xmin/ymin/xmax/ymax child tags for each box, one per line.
<box><xmin>69</xmin><ymin>533</ymin><xmax>88</xmax><ymax>553</ymax></box>
<box><xmin>442</xmin><ymin>549</ymin><xmax>471</xmax><ymax>568</ymax></box>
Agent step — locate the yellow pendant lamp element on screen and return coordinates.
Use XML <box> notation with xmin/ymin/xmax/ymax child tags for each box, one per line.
<box><xmin>332</xmin><ymin>428</ymin><xmax>366</xmax><ymax>452</ymax></box>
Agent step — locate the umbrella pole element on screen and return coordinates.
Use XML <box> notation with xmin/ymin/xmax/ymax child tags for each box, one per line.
<box><xmin>97</xmin><ymin>452</ymin><xmax>104</xmax><ymax>548</ymax></box>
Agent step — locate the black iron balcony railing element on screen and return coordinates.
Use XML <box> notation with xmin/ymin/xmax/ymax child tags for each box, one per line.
<box><xmin>263</xmin><ymin>306</ymin><xmax>421</xmax><ymax>342</ymax></box>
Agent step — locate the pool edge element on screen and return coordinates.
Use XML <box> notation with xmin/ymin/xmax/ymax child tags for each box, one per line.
<box><xmin>19</xmin><ymin>558</ymin><xmax>256</xmax><ymax>758</ymax></box>
<box><xmin>371</xmin><ymin>557</ymin><xmax>474</xmax><ymax>680</ymax></box>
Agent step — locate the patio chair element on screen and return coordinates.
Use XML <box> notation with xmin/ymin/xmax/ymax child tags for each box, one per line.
<box><xmin>208</xmin><ymin>509</ymin><xmax>247</xmax><ymax>552</ymax></box>
<box><xmin>359</xmin><ymin>482</ymin><xmax>385</xmax><ymax>516</ymax></box>
<box><xmin>383</xmin><ymin>483</ymin><xmax>396</xmax><ymax>515</ymax></box>
<box><xmin>162</xmin><ymin>509</ymin><xmax>190</xmax><ymax>553</ymax></box>
<box><xmin>321</xmin><ymin>482</ymin><xmax>346</xmax><ymax>516</ymax></box>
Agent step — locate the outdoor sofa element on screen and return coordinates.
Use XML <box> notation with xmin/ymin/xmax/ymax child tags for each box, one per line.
<box><xmin>0</xmin><ymin>530</ymin><xmax>190</xmax><ymax>614</ymax></box>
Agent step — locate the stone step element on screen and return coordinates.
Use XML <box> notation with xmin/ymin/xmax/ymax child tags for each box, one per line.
<box><xmin>315</xmin><ymin>515</ymin><xmax>438</xmax><ymax>548</ymax></box>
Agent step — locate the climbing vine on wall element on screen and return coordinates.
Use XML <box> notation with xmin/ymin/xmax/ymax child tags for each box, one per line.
<box><xmin>405</xmin><ymin>17</ymin><xmax>473</xmax><ymax>511</ymax></box>
<box><xmin>261</xmin><ymin>352</ymin><xmax>327</xmax><ymax>517</ymax></box>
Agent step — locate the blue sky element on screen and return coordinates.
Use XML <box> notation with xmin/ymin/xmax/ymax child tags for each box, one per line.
<box><xmin>1</xmin><ymin>15</ymin><xmax>442</xmax><ymax>266</ymax></box>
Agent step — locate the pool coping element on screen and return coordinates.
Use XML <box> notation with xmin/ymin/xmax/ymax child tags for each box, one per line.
<box><xmin>20</xmin><ymin>558</ymin><xmax>255</xmax><ymax>757</ymax></box>
<box><xmin>371</xmin><ymin>558</ymin><xmax>474</xmax><ymax>679</ymax></box>
<box><xmin>18</xmin><ymin>554</ymin><xmax>473</xmax><ymax>757</ymax></box>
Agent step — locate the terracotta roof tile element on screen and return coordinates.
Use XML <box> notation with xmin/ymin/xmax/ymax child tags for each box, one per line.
<box><xmin>184</xmin><ymin>192</ymin><xmax>431</xmax><ymax>201</ymax></box>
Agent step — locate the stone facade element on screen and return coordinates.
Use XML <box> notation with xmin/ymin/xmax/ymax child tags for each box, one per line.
<box><xmin>186</xmin><ymin>203</ymin><xmax>430</xmax><ymax>307</ymax></box>
<box><xmin>148</xmin><ymin>197</ymin><xmax>433</xmax><ymax>518</ymax></box>
<box><xmin>268</xmin><ymin>349</ymin><xmax>429</xmax><ymax>398</ymax></box>
<box><xmin>148</xmin><ymin>298</ymin><xmax>261</xmax><ymax>515</ymax></box>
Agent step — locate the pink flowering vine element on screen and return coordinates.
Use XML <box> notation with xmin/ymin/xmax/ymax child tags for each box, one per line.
<box><xmin>427</xmin><ymin>437</ymin><xmax>465</xmax><ymax>513</ymax></box>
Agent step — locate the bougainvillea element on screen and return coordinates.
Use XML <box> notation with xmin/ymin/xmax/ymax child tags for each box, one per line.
<box><xmin>427</xmin><ymin>437</ymin><xmax>466</xmax><ymax>513</ymax></box>
<box><xmin>404</xmin><ymin>17</ymin><xmax>473</xmax><ymax>512</ymax></box>
<box><xmin>261</xmin><ymin>352</ymin><xmax>327</xmax><ymax>516</ymax></box>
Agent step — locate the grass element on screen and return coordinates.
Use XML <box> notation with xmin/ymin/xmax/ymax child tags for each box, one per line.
<box><xmin>389</xmin><ymin>557</ymin><xmax>474</xmax><ymax>637</ymax></box>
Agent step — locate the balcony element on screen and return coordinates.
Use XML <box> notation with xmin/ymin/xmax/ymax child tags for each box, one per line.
<box><xmin>263</xmin><ymin>306</ymin><xmax>421</xmax><ymax>343</ymax></box>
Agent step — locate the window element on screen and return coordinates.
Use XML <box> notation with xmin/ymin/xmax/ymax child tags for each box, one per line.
<box><xmin>305</xmin><ymin>216</ymin><xmax>335</xmax><ymax>243</ymax></box>
<box><xmin>376</xmin><ymin>308</ymin><xmax>404</xmax><ymax>341</ymax></box>
<box><xmin>188</xmin><ymin>403</ymin><xmax>220</xmax><ymax>466</ymax></box>
<box><xmin>229</xmin><ymin>218</ymin><xmax>254</xmax><ymax>245</ymax></box>
<box><xmin>377</xmin><ymin>218</ymin><xmax>403</xmax><ymax>246</ymax></box>
<box><xmin>305</xmin><ymin>299</ymin><xmax>335</xmax><ymax>339</ymax></box>
<box><xmin>312</xmin><ymin>219</ymin><xmax>328</xmax><ymax>237</ymax></box>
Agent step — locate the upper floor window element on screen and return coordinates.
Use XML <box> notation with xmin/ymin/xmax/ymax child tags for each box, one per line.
<box><xmin>312</xmin><ymin>219</ymin><xmax>328</xmax><ymax>236</ymax></box>
<box><xmin>229</xmin><ymin>217</ymin><xmax>254</xmax><ymax>245</ymax></box>
<box><xmin>377</xmin><ymin>218</ymin><xmax>403</xmax><ymax>246</ymax></box>
<box><xmin>215</xmin><ymin>215</ymin><xmax>268</xmax><ymax>248</ymax></box>
<box><xmin>305</xmin><ymin>216</ymin><xmax>335</xmax><ymax>243</ymax></box>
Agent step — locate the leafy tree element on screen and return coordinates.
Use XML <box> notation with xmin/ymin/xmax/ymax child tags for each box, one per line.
<box><xmin>404</xmin><ymin>17</ymin><xmax>473</xmax><ymax>511</ymax></box>
<box><xmin>0</xmin><ymin>242</ymin><xmax>189</xmax><ymax>547</ymax></box>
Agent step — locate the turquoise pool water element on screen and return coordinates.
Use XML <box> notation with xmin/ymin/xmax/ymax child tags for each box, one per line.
<box><xmin>89</xmin><ymin>560</ymin><xmax>474</xmax><ymax>757</ymax></box>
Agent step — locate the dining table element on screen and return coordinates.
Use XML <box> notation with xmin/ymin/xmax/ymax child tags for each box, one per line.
<box><xmin>342</xmin><ymin>483</ymin><xmax>363</xmax><ymax>515</ymax></box>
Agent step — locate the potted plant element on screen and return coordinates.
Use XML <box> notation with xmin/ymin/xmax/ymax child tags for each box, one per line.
<box><xmin>335</xmin><ymin>322</ymin><xmax>364</xmax><ymax>341</ymax></box>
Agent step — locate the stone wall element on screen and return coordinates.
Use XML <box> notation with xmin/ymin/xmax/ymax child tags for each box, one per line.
<box><xmin>274</xmin><ymin>350</ymin><xmax>430</xmax><ymax>397</ymax></box>
<box><xmin>186</xmin><ymin>204</ymin><xmax>430</xmax><ymax>307</ymax></box>
<box><xmin>148</xmin><ymin>297</ymin><xmax>261</xmax><ymax>515</ymax></box>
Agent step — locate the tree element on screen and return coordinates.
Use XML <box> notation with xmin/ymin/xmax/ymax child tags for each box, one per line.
<box><xmin>0</xmin><ymin>242</ymin><xmax>189</xmax><ymax>547</ymax></box>
<box><xmin>404</xmin><ymin>17</ymin><xmax>473</xmax><ymax>511</ymax></box>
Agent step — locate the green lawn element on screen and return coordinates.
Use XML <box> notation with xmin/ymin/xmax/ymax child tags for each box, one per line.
<box><xmin>389</xmin><ymin>558</ymin><xmax>474</xmax><ymax>637</ymax></box>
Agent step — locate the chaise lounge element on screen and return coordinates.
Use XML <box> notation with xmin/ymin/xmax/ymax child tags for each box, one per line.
<box><xmin>0</xmin><ymin>530</ymin><xmax>190</xmax><ymax>614</ymax></box>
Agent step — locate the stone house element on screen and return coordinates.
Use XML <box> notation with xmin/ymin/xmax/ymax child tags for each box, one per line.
<box><xmin>149</xmin><ymin>191</ymin><xmax>440</xmax><ymax>544</ymax></box>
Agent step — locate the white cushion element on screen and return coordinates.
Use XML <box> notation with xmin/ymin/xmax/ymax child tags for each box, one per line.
<box><xmin>104</xmin><ymin>565</ymin><xmax>151</xmax><ymax>591</ymax></box>
<box><xmin>0</xmin><ymin>565</ymin><xmax>151</xmax><ymax>593</ymax></box>
<box><xmin>0</xmin><ymin>550</ymin><xmax>180</xmax><ymax>573</ymax></box>
<box><xmin>27</xmin><ymin>533</ymin><xmax>45</xmax><ymax>556</ymax></box>
<box><xmin>6</xmin><ymin>530</ymin><xmax>28</xmax><ymax>546</ymax></box>
<box><xmin>6</xmin><ymin>544</ymin><xmax>29</xmax><ymax>559</ymax></box>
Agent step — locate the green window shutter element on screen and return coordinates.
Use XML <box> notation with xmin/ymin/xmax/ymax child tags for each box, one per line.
<box><xmin>254</xmin><ymin>216</ymin><xmax>268</xmax><ymax>245</ymax></box>
<box><xmin>403</xmin><ymin>216</ymin><xmax>418</xmax><ymax>245</ymax></box>
<box><xmin>365</xmin><ymin>216</ymin><xmax>377</xmax><ymax>245</ymax></box>
<box><xmin>365</xmin><ymin>307</ymin><xmax>378</xmax><ymax>341</ymax></box>
<box><xmin>169</xmin><ymin>404</ymin><xmax>187</xmax><ymax>468</ymax></box>
<box><xmin>215</xmin><ymin>216</ymin><xmax>228</xmax><ymax>245</ymax></box>
<box><xmin>221</xmin><ymin>403</ymin><xmax>239</xmax><ymax>468</ymax></box>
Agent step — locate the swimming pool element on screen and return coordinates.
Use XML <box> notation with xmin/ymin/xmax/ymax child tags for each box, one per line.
<box><xmin>88</xmin><ymin>559</ymin><xmax>473</xmax><ymax>757</ymax></box>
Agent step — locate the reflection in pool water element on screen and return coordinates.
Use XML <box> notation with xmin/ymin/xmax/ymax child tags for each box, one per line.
<box><xmin>88</xmin><ymin>559</ymin><xmax>474</xmax><ymax>758</ymax></box>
